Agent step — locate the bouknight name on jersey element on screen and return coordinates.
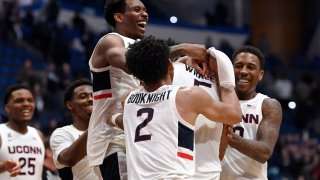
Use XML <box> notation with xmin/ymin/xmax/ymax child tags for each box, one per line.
<box><xmin>127</xmin><ymin>90</ymin><xmax>172</xmax><ymax>104</ymax></box>
<box><xmin>8</xmin><ymin>145</ymin><xmax>43</xmax><ymax>155</ymax></box>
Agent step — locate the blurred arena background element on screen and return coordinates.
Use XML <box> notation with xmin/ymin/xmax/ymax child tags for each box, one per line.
<box><xmin>0</xmin><ymin>0</ymin><xmax>319</xmax><ymax>179</ymax></box>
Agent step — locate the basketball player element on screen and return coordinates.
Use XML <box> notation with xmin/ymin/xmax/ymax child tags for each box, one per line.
<box><xmin>88</xmin><ymin>0</ymin><xmax>208</xmax><ymax>179</ymax></box>
<box><xmin>108</xmin><ymin>41</ymin><xmax>232</xmax><ymax>179</ymax></box>
<box><xmin>0</xmin><ymin>84</ymin><xmax>45</xmax><ymax>179</ymax></box>
<box><xmin>50</xmin><ymin>78</ymin><xmax>99</xmax><ymax>179</ymax></box>
<box><xmin>122</xmin><ymin>36</ymin><xmax>241</xmax><ymax>179</ymax></box>
<box><xmin>172</xmin><ymin>60</ymin><xmax>227</xmax><ymax>180</ymax></box>
<box><xmin>220</xmin><ymin>46</ymin><xmax>283</xmax><ymax>179</ymax></box>
<box><xmin>171</xmin><ymin>42</ymin><xmax>239</xmax><ymax>179</ymax></box>
<box><xmin>87</xmin><ymin>0</ymin><xmax>148</xmax><ymax>178</ymax></box>
<box><xmin>0</xmin><ymin>160</ymin><xmax>20</xmax><ymax>177</ymax></box>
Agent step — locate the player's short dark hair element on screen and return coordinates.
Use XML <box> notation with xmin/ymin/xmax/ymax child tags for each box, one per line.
<box><xmin>232</xmin><ymin>45</ymin><xmax>265</xmax><ymax>70</ymax></box>
<box><xmin>126</xmin><ymin>35</ymin><xmax>170</xmax><ymax>84</ymax></box>
<box><xmin>104</xmin><ymin>0</ymin><xmax>126</xmax><ymax>27</ymax></box>
<box><xmin>3</xmin><ymin>84</ymin><xmax>32</xmax><ymax>105</ymax></box>
<box><xmin>63</xmin><ymin>78</ymin><xmax>92</xmax><ymax>105</ymax></box>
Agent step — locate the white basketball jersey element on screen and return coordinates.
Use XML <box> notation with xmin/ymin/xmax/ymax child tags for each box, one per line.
<box><xmin>221</xmin><ymin>93</ymin><xmax>269</xmax><ymax>180</ymax></box>
<box><xmin>0</xmin><ymin>124</ymin><xmax>45</xmax><ymax>180</ymax></box>
<box><xmin>172</xmin><ymin>62</ymin><xmax>223</xmax><ymax>179</ymax></box>
<box><xmin>124</xmin><ymin>85</ymin><xmax>195</xmax><ymax>180</ymax></box>
<box><xmin>87</xmin><ymin>32</ymin><xmax>140</xmax><ymax>166</ymax></box>
<box><xmin>50</xmin><ymin>125</ymin><xmax>98</xmax><ymax>179</ymax></box>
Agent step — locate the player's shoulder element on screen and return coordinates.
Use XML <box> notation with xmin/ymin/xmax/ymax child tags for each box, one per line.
<box><xmin>261</xmin><ymin>96</ymin><xmax>282</xmax><ymax>115</ymax></box>
<box><xmin>262</xmin><ymin>95</ymin><xmax>281</xmax><ymax>107</ymax></box>
<box><xmin>51</xmin><ymin>125</ymin><xmax>74</xmax><ymax>135</ymax></box>
<box><xmin>177</xmin><ymin>86</ymin><xmax>206</xmax><ymax>98</ymax></box>
<box><xmin>0</xmin><ymin>123</ymin><xmax>6</xmax><ymax>131</ymax></box>
<box><xmin>27</xmin><ymin>126</ymin><xmax>45</xmax><ymax>144</ymax></box>
<box><xmin>97</xmin><ymin>33</ymin><xmax>124</xmax><ymax>47</ymax></box>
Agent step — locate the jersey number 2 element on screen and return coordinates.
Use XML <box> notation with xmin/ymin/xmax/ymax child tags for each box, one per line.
<box><xmin>135</xmin><ymin>108</ymin><xmax>154</xmax><ymax>142</ymax></box>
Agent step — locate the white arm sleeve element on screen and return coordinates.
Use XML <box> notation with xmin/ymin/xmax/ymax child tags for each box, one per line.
<box><xmin>207</xmin><ymin>47</ymin><xmax>235</xmax><ymax>88</ymax></box>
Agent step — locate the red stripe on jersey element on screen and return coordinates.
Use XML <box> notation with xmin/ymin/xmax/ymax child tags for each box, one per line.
<box><xmin>94</xmin><ymin>93</ymin><xmax>112</xmax><ymax>100</ymax></box>
<box><xmin>177</xmin><ymin>152</ymin><xmax>193</xmax><ymax>160</ymax></box>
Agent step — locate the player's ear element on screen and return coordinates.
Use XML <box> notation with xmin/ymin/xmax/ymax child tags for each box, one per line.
<box><xmin>114</xmin><ymin>13</ymin><xmax>124</xmax><ymax>23</ymax></box>
<box><xmin>66</xmin><ymin>101</ymin><xmax>73</xmax><ymax>111</ymax></box>
<box><xmin>258</xmin><ymin>69</ymin><xmax>264</xmax><ymax>81</ymax></box>
<box><xmin>168</xmin><ymin>60</ymin><xmax>174</xmax><ymax>70</ymax></box>
<box><xmin>4</xmin><ymin>104</ymin><xmax>10</xmax><ymax>114</ymax></box>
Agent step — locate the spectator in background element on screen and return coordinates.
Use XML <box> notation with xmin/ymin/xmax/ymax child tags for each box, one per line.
<box><xmin>204</xmin><ymin>1</ymin><xmax>229</xmax><ymax>26</ymax></box>
<box><xmin>58</xmin><ymin>62</ymin><xmax>74</xmax><ymax>89</ymax></box>
<box><xmin>273</xmin><ymin>70</ymin><xmax>293</xmax><ymax>104</ymax></box>
<box><xmin>42</xmin><ymin>0</ymin><xmax>60</xmax><ymax>25</ymax></box>
<box><xmin>16</xmin><ymin>58</ymin><xmax>43</xmax><ymax>87</ymax></box>
<box><xmin>71</xmin><ymin>10</ymin><xmax>86</xmax><ymax>35</ymax></box>
<box><xmin>45</xmin><ymin>62</ymin><xmax>62</xmax><ymax>109</ymax></box>
<box><xmin>3</xmin><ymin>0</ymin><xmax>22</xmax><ymax>41</ymax></box>
<box><xmin>32</xmin><ymin>82</ymin><xmax>47</xmax><ymax>121</ymax></box>
<box><xmin>257</xmin><ymin>34</ymin><xmax>270</xmax><ymax>58</ymax></box>
<box><xmin>219</xmin><ymin>39</ymin><xmax>234</xmax><ymax>59</ymax></box>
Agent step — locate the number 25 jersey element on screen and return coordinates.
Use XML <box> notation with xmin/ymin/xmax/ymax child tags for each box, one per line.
<box><xmin>0</xmin><ymin>124</ymin><xmax>44</xmax><ymax>180</ymax></box>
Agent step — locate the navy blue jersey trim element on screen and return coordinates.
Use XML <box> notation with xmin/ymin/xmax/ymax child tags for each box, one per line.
<box><xmin>178</xmin><ymin>122</ymin><xmax>194</xmax><ymax>151</ymax></box>
<box><xmin>91</xmin><ymin>70</ymin><xmax>111</xmax><ymax>92</ymax></box>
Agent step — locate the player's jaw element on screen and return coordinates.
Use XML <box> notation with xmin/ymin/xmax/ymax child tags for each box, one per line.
<box><xmin>235</xmin><ymin>72</ymin><xmax>260</xmax><ymax>96</ymax></box>
<box><xmin>128</xmin><ymin>13</ymin><xmax>148</xmax><ymax>39</ymax></box>
<box><xmin>19</xmin><ymin>108</ymin><xmax>34</xmax><ymax>121</ymax></box>
<box><xmin>9</xmin><ymin>105</ymin><xmax>34</xmax><ymax>124</ymax></box>
<box><xmin>137</xmin><ymin>20</ymin><xmax>147</xmax><ymax>35</ymax></box>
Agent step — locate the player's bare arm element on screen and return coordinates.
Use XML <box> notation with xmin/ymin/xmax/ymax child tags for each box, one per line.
<box><xmin>227</xmin><ymin>98</ymin><xmax>282</xmax><ymax>163</ymax></box>
<box><xmin>170</xmin><ymin>43</ymin><xmax>206</xmax><ymax>61</ymax></box>
<box><xmin>91</xmin><ymin>35</ymin><xmax>128</xmax><ymax>72</ymax></box>
<box><xmin>177</xmin><ymin>86</ymin><xmax>241</xmax><ymax>126</ymax></box>
<box><xmin>219</xmin><ymin>124</ymin><xmax>230</xmax><ymax>160</ymax></box>
<box><xmin>58</xmin><ymin>131</ymin><xmax>88</xmax><ymax>166</ymax></box>
<box><xmin>106</xmin><ymin>86</ymin><xmax>143</xmax><ymax>130</ymax></box>
<box><xmin>170</xmin><ymin>44</ymin><xmax>209</xmax><ymax>76</ymax></box>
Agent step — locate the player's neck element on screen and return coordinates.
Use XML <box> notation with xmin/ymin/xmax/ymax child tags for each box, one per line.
<box><xmin>144</xmin><ymin>78</ymin><xmax>171</xmax><ymax>92</ymax></box>
<box><xmin>73</xmin><ymin>118</ymin><xmax>88</xmax><ymax>131</ymax></box>
<box><xmin>6</xmin><ymin>120</ymin><xmax>28</xmax><ymax>134</ymax></box>
<box><xmin>237</xmin><ymin>91</ymin><xmax>257</xmax><ymax>101</ymax></box>
<box><xmin>115</xmin><ymin>29</ymin><xmax>139</xmax><ymax>40</ymax></box>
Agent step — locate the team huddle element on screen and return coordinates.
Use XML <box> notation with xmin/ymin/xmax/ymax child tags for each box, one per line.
<box><xmin>0</xmin><ymin>0</ymin><xmax>282</xmax><ymax>179</ymax></box>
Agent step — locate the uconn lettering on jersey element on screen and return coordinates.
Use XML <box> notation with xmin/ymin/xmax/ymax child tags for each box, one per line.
<box><xmin>185</xmin><ymin>65</ymin><xmax>215</xmax><ymax>82</ymax></box>
<box><xmin>242</xmin><ymin>113</ymin><xmax>259</xmax><ymax>124</ymax></box>
<box><xmin>8</xmin><ymin>146</ymin><xmax>42</xmax><ymax>155</ymax></box>
<box><xmin>127</xmin><ymin>90</ymin><xmax>172</xmax><ymax>104</ymax></box>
